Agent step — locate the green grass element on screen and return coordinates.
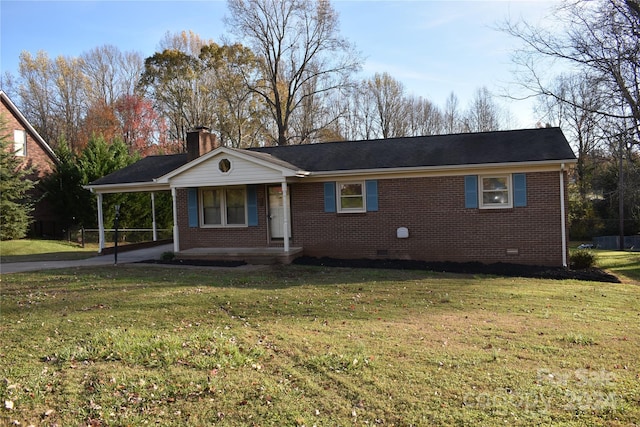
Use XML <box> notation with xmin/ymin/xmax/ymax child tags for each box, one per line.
<box><xmin>0</xmin><ymin>239</ymin><xmax>98</xmax><ymax>262</ymax></box>
<box><xmin>594</xmin><ymin>249</ymin><xmax>640</xmax><ymax>282</ymax></box>
<box><xmin>1</xmin><ymin>265</ymin><xmax>639</xmax><ymax>426</ymax></box>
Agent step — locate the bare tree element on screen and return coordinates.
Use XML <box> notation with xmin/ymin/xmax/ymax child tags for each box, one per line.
<box><xmin>327</xmin><ymin>84</ymin><xmax>371</xmax><ymax>141</ymax></box>
<box><xmin>225</xmin><ymin>0</ymin><xmax>361</xmax><ymax>145</ymax></box>
<box><xmin>536</xmin><ymin>73</ymin><xmax>605</xmax><ymax>199</ymax></box>
<box><xmin>406</xmin><ymin>95</ymin><xmax>444</xmax><ymax>136</ymax></box>
<box><xmin>366</xmin><ymin>72</ymin><xmax>409</xmax><ymax>138</ymax></box>
<box><xmin>81</xmin><ymin>45</ymin><xmax>144</xmax><ymax>105</ymax></box>
<box><xmin>288</xmin><ymin>71</ymin><xmax>333</xmax><ymax>144</ymax></box>
<box><xmin>17</xmin><ymin>51</ymin><xmax>89</xmax><ymax>151</ymax></box>
<box><xmin>462</xmin><ymin>86</ymin><xmax>504</xmax><ymax>133</ymax></box>
<box><xmin>17</xmin><ymin>51</ymin><xmax>60</xmax><ymax>146</ymax></box>
<box><xmin>443</xmin><ymin>92</ymin><xmax>462</xmax><ymax>134</ymax></box>
<box><xmin>503</xmin><ymin>0</ymin><xmax>640</xmax><ymax>143</ymax></box>
<box><xmin>350</xmin><ymin>81</ymin><xmax>379</xmax><ymax>140</ymax></box>
<box><xmin>503</xmin><ymin>0</ymin><xmax>640</xmax><ymax>247</ymax></box>
<box><xmin>53</xmin><ymin>55</ymin><xmax>88</xmax><ymax>150</ymax></box>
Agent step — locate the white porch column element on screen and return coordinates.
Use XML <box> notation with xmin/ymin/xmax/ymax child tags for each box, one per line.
<box><xmin>281</xmin><ymin>181</ymin><xmax>290</xmax><ymax>252</ymax></box>
<box><xmin>171</xmin><ymin>187</ymin><xmax>179</xmax><ymax>253</ymax></box>
<box><xmin>97</xmin><ymin>193</ymin><xmax>105</xmax><ymax>253</ymax></box>
<box><xmin>151</xmin><ymin>192</ymin><xmax>158</xmax><ymax>241</ymax></box>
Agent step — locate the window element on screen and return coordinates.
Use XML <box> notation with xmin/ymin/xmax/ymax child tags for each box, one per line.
<box><xmin>201</xmin><ymin>187</ymin><xmax>246</xmax><ymax>226</ymax></box>
<box><xmin>225</xmin><ymin>188</ymin><xmax>246</xmax><ymax>225</ymax></box>
<box><xmin>338</xmin><ymin>181</ymin><xmax>365</xmax><ymax>213</ymax></box>
<box><xmin>465</xmin><ymin>174</ymin><xmax>526</xmax><ymax>209</ymax></box>
<box><xmin>480</xmin><ymin>175</ymin><xmax>511</xmax><ymax>208</ymax></box>
<box><xmin>202</xmin><ymin>189</ymin><xmax>222</xmax><ymax>224</ymax></box>
<box><xmin>13</xmin><ymin>130</ymin><xmax>26</xmax><ymax>157</ymax></box>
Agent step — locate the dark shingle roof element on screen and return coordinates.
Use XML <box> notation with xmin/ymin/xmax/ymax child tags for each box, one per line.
<box><xmin>250</xmin><ymin>128</ymin><xmax>576</xmax><ymax>172</ymax></box>
<box><xmin>89</xmin><ymin>154</ymin><xmax>188</xmax><ymax>185</ymax></box>
<box><xmin>88</xmin><ymin>128</ymin><xmax>576</xmax><ymax>187</ymax></box>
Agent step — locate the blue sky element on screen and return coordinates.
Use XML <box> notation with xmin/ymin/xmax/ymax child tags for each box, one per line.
<box><xmin>1</xmin><ymin>0</ymin><xmax>561</xmax><ymax>128</ymax></box>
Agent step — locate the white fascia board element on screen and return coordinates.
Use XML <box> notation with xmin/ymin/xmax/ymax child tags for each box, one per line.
<box><xmin>303</xmin><ymin>159</ymin><xmax>577</xmax><ymax>181</ymax></box>
<box><xmin>84</xmin><ymin>182</ymin><xmax>170</xmax><ymax>194</ymax></box>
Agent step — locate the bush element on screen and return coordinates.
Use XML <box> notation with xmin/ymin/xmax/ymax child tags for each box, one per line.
<box><xmin>160</xmin><ymin>251</ymin><xmax>175</xmax><ymax>261</ymax></box>
<box><xmin>570</xmin><ymin>249</ymin><xmax>597</xmax><ymax>269</ymax></box>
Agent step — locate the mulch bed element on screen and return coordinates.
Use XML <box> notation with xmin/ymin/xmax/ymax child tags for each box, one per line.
<box><xmin>139</xmin><ymin>259</ymin><xmax>247</xmax><ymax>268</ymax></box>
<box><xmin>138</xmin><ymin>256</ymin><xmax>619</xmax><ymax>283</ymax></box>
<box><xmin>292</xmin><ymin>257</ymin><xmax>620</xmax><ymax>283</ymax></box>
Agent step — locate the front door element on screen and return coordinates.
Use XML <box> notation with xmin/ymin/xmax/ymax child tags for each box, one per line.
<box><xmin>268</xmin><ymin>185</ymin><xmax>291</xmax><ymax>239</ymax></box>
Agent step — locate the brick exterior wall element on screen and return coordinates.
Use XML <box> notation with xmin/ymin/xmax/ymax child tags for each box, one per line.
<box><xmin>176</xmin><ymin>170</ymin><xmax>569</xmax><ymax>267</ymax></box>
<box><xmin>1</xmin><ymin>97</ymin><xmax>59</xmax><ymax>237</ymax></box>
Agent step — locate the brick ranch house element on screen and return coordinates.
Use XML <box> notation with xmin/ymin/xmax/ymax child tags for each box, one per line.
<box><xmin>86</xmin><ymin>127</ymin><xmax>577</xmax><ymax>267</ymax></box>
<box><xmin>1</xmin><ymin>90</ymin><xmax>59</xmax><ymax>237</ymax></box>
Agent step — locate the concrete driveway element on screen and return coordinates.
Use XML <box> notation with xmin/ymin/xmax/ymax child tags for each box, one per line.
<box><xmin>1</xmin><ymin>244</ymin><xmax>174</xmax><ymax>274</ymax></box>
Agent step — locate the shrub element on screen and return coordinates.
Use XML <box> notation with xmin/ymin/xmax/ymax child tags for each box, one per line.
<box><xmin>160</xmin><ymin>251</ymin><xmax>175</xmax><ymax>261</ymax></box>
<box><xmin>570</xmin><ymin>249</ymin><xmax>596</xmax><ymax>269</ymax></box>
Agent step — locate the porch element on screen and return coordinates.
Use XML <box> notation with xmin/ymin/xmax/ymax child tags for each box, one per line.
<box><xmin>177</xmin><ymin>246</ymin><xmax>304</xmax><ymax>265</ymax></box>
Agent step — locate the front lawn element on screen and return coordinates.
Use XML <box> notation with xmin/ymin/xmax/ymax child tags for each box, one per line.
<box><xmin>1</xmin><ymin>265</ymin><xmax>638</xmax><ymax>426</ymax></box>
<box><xmin>0</xmin><ymin>239</ymin><xmax>98</xmax><ymax>263</ymax></box>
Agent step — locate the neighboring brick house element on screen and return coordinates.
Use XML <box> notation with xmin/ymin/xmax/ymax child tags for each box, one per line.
<box><xmin>87</xmin><ymin>127</ymin><xmax>577</xmax><ymax>267</ymax></box>
<box><xmin>1</xmin><ymin>90</ymin><xmax>59</xmax><ymax>237</ymax></box>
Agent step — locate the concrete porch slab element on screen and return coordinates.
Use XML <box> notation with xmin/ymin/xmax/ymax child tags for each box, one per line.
<box><xmin>177</xmin><ymin>247</ymin><xmax>304</xmax><ymax>265</ymax></box>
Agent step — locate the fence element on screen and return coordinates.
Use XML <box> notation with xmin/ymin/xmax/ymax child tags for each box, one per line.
<box><xmin>71</xmin><ymin>228</ymin><xmax>173</xmax><ymax>247</ymax></box>
<box><xmin>592</xmin><ymin>235</ymin><xmax>640</xmax><ymax>250</ymax></box>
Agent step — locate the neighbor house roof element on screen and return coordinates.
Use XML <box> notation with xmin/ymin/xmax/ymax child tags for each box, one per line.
<box><xmin>250</xmin><ymin>127</ymin><xmax>576</xmax><ymax>172</ymax></box>
<box><xmin>87</xmin><ymin>127</ymin><xmax>576</xmax><ymax>191</ymax></box>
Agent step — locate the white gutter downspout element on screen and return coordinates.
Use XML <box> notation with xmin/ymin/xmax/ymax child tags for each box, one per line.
<box><xmin>560</xmin><ymin>164</ymin><xmax>567</xmax><ymax>268</ymax></box>
<box><xmin>171</xmin><ymin>187</ymin><xmax>179</xmax><ymax>253</ymax></box>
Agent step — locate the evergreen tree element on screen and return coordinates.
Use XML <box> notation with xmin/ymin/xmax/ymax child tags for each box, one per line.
<box><xmin>0</xmin><ymin>121</ymin><xmax>36</xmax><ymax>240</ymax></box>
<box><xmin>40</xmin><ymin>139</ymin><xmax>94</xmax><ymax>229</ymax></box>
<box><xmin>78</xmin><ymin>135</ymin><xmax>162</xmax><ymax>232</ymax></box>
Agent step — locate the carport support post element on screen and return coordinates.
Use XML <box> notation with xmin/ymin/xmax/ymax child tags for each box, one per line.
<box><xmin>97</xmin><ymin>193</ymin><xmax>105</xmax><ymax>253</ymax></box>
<box><xmin>281</xmin><ymin>182</ymin><xmax>290</xmax><ymax>253</ymax></box>
<box><xmin>151</xmin><ymin>192</ymin><xmax>157</xmax><ymax>241</ymax></box>
<box><xmin>114</xmin><ymin>204</ymin><xmax>120</xmax><ymax>265</ymax></box>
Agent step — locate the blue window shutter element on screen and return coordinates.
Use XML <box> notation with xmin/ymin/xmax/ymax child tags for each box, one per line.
<box><xmin>324</xmin><ymin>182</ymin><xmax>336</xmax><ymax>213</ymax></box>
<box><xmin>187</xmin><ymin>188</ymin><xmax>198</xmax><ymax>227</ymax></box>
<box><xmin>464</xmin><ymin>175</ymin><xmax>478</xmax><ymax>208</ymax></box>
<box><xmin>513</xmin><ymin>173</ymin><xmax>527</xmax><ymax>207</ymax></box>
<box><xmin>365</xmin><ymin>180</ymin><xmax>378</xmax><ymax>212</ymax></box>
<box><xmin>247</xmin><ymin>185</ymin><xmax>258</xmax><ymax>226</ymax></box>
